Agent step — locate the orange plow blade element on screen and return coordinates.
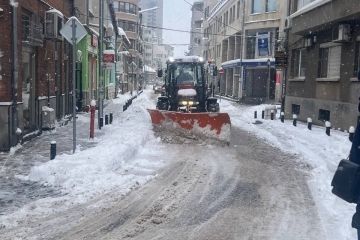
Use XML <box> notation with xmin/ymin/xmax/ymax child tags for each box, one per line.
<box><xmin>147</xmin><ymin>109</ymin><xmax>231</xmax><ymax>144</ymax></box>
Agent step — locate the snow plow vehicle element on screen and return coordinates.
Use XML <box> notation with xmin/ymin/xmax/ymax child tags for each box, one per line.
<box><xmin>147</xmin><ymin>56</ymin><xmax>231</xmax><ymax>144</ymax></box>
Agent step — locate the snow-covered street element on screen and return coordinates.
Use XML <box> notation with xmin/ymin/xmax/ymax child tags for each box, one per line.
<box><xmin>0</xmin><ymin>88</ymin><xmax>357</xmax><ymax>239</ymax></box>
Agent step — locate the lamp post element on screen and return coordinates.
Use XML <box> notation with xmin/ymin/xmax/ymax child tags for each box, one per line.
<box><xmin>267</xmin><ymin>58</ymin><xmax>271</xmax><ymax>103</ymax></box>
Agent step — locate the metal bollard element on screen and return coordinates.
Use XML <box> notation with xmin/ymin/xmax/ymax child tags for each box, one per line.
<box><xmin>254</xmin><ymin>111</ymin><xmax>257</xmax><ymax>119</ymax></box>
<box><xmin>262</xmin><ymin>110</ymin><xmax>265</xmax><ymax>119</ymax></box>
<box><xmin>90</xmin><ymin>101</ymin><xmax>96</xmax><ymax>139</ymax></box>
<box><xmin>110</xmin><ymin>113</ymin><xmax>113</xmax><ymax>124</ymax></box>
<box><xmin>349</xmin><ymin>126</ymin><xmax>355</xmax><ymax>142</ymax></box>
<box><xmin>100</xmin><ymin>117</ymin><xmax>104</xmax><ymax>129</ymax></box>
<box><xmin>50</xmin><ymin>141</ymin><xmax>56</xmax><ymax>160</ymax></box>
<box><xmin>271</xmin><ymin>110</ymin><xmax>274</xmax><ymax>120</ymax></box>
<box><xmin>325</xmin><ymin>121</ymin><xmax>331</xmax><ymax>136</ymax></box>
<box><xmin>307</xmin><ymin>118</ymin><xmax>312</xmax><ymax>130</ymax></box>
<box><xmin>105</xmin><ymin>114</ymin><xmax>109</xmax><ymax>125</ymax></box>
<box><xmin>280</xmin><ymin>112</ymin><xmax>284</xmax><ymax>123</ymax></box>
<box><xmin>293</xmin><ymin>114</ymin><xmax>297</xmax><ymax>126</ymax></box>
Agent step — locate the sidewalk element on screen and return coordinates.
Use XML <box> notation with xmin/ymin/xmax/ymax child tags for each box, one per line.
<box><xmin>0</xmin><ymin>93</ymin><xmax>133</xmax><ymax>215</ymax></box>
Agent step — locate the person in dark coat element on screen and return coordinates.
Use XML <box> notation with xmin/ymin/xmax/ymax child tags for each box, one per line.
<box><xmin>350</xmin><ymin>69</ymin><xmax>360</xmax><ymax>239</ymax></box>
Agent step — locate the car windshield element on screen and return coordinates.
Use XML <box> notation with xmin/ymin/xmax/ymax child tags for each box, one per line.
<box><xmin>172</xmin><ymin>63</ymin><xmax>203</xmax><ymax>87</ymax></box>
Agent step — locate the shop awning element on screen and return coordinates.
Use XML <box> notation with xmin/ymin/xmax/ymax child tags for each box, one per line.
<box><xmin>221</xmin><ymin>58</ymin><xmax>275</xmax><ymax>69</ymax></box>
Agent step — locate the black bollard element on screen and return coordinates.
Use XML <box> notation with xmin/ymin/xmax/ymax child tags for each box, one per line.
<box><xmin>110</xmin><ymin>113</ymin><xmax>113</xmax><ymax>124</ymax></box>
<box><xmin>254</xmin><ymin>111</ymin><xmax>257</xmax><ymax>119</ymax></box>
<box><xmin>105</xmin><ymin>115</ymin><xmax>109</xmax><ymax>125</ymax></box>
<box><xmin>271</xmin><ymin>110</ymin><xmax>274</xmax><ymax>120</ymax></box>
<box><xmin>262</xmin><ymin>110</ymin><xmax>265</xmax><ymax>119</ymax></box>
<box><xmin>307</xmin><ymin>118</ymin><xmax>312</xmax><ymax>130</ymax></box>
<box><xmin>50</xmin><ymin>141</ymin><xmax>56</xmax><ymax>160</ymax></box>
<box><xmin>293</xmin><ymin>114</ymin><xmax>297</xmax><ymax>127</ymax></box>
<box><xmin>280</xmin><ymin>112</ymin><xmax>284</xmax><ymax>123</ymax></box>
<box><xmin>100</xmin><ymin>117</ymin><xmax>104</xmax><ymax>129</ymax></box>
<box><xmin>349</xmin><ymin>126</ymin><xmax>355</xmax><ymax>142</ymax></box>
<box><xmin>325</xmin><ymin>121</ymin><xmax>331</xmax><ymax>136</ymax></box>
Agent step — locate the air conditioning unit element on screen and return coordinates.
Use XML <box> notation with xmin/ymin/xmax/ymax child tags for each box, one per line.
<box><xmin>333</xmin><ymin>24</ymin><xmax>351</xmax><ymax>42</ymax></box>
<box><xmin>44</xmin><ymin>9</ymin><xmax>64</xmax><ymax>41</ymax></box>
<box><xmin>284</xmin><ymin>16</ymin><xmax>292</xmax><ymax>30</ymax></box>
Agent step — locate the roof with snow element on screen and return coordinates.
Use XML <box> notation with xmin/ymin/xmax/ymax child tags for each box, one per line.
<box><xmin>143</xmin><ymin>65</ymin><xmax>156</xmax><ymax>72</ymax></box>
<box><xmin>221</xmin><ymin>58</ymin><xmax>275</xmax><ymax>69</ymax></box>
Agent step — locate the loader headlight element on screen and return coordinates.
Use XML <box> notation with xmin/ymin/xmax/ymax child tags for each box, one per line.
<box><xmin>181</xmin><ymin>101</ymin><xmax>187</xmax><ymax>106</ymax></box>
<box><xmin>188</xmin><ymin>101</ymin><xmax>194</xmax><ymax>105</ymax></box>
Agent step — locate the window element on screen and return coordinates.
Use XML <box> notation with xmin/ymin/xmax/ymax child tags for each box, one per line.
<box><xmin>319</xmin><ymin>109</ymin><xmax>330</xmax><ymax>121</ymax></box>
<box><xmin>205</xmin><ymin>7</ymin><xmax>209</xmax><ymax>18</ymax></box>
<box><xmin>266</xmin><ymin>0</ymin><xmax>276</xmax><ymax>12</ymax></box>
<box><xmin>246</xmin><ymin>36</ymin><xmax>256</xmax><ymax>59</ymax></box>
<box><xmin>237</xmin><ymin>1</ymin><xmax>240</xmax><ymax>18</ymax></box>
<box><xmin>125</xmin><ymin>3</ymin><xmax>130</xmax><ymax>13</ymax></box>
<box><xmin>319</xmin><ymin>45</ymin><xmax>341</xmax><ymax>78</ymax></box>
<box><xmin>119</xmin><ymin>2</ymin><xmax>125</xmax><ymax>12</ymax></box>
<box><xmin>292</xmin><ymin>104</ymin><xmax>300</xmax><ymax>115</ymax></box>
<box><xmin>355</xmin><ymin>42</ymin><xmax>360</xmax><ymax>77</ymax></box>
<box><xmin>252</xmin><ymin>0</ymin><xmax>262</xmax><ymax>14</ymax></box>
<box><xmin>297</xmin><ymin>0</ymin><xmax>316</xmax><ymax>11</ymax></box>
<box><xmin>293</xmin><ymin>49</ymin><xmax>307</xmax><ymax>78</ymax></box>
<box><xmin>194</xmin><ymin>20</ymin><xmax>202</xmax><ymax>29</ymax></box>
<box><xmin>229</xmin><ymin>9</ymin><xmax>232</xmax><ymax>24</ymax></box>
<box><xmin>129</xmin><ymin>4</ymin><xmax>136</xmax><ymax>14</ymax></box>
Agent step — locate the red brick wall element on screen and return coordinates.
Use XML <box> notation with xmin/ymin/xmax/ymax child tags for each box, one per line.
<box><xmin>0</xmin><ymin>0</ymin><xmax>73</xmax><ymax>102</ymax></box>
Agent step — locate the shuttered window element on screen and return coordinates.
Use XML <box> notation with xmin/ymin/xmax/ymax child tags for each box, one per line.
<box><xmin>328</xmin><ymin>46</ymin><xmax>341</xmax><ymax>78</ymax></box>
<box><xmin>319</xmin><ymin>44</ymin><xmax>341</xmax><ymax>79</ymax></box>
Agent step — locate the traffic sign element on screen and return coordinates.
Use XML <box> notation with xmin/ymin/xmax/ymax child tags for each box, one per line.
<box><xmin>60</xmin><ymin>17</ymin><xmax>87</xmax><ymax>45</ymax></box>
<box><xmin>275</xmin><ymin>51</ymin><xmax>288</xmax><ymax>67</ymax></box>
<box><xmin>218</xmin><ymin>68</ymin><xmax>224</xmax><ymax>75</ymax></box>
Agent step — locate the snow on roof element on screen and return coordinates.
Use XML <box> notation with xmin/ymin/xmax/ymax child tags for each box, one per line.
<box><xmin>118</xmin><ymin>27</ymin><xmax>131</xmax><ymax>44</ymax></box>
<box><xmin>143</xmin><ymin>65</ymin><xmax>156</xmax><ymax>72</ymax></box>
<box><xmin>221</xmin><ymin>58</ymin><xmax>275</xmax><ymax>69</ymax></box>
<box><xmin>209</xmin><ymin>0</ymin><xmax>230</xmax><ymax>19</ymax></box>
<box><xmin>103</xmin><ymin>50</ymin><xmax>115</xmax><ymax>54</ymax></box>
<box><xmin>46</xmin><ymin>8</ymin><xmax>64</xmax><ymax>17</ymax></box>
<box><xmin>89</xmin><ymin>28</ymin><xmax>99</xmax><ymax>37</ymax></box>
<box><xmin>290</xmin><ymin>0</ymin><xmax>331</xmax><ymax>19</ymax></box>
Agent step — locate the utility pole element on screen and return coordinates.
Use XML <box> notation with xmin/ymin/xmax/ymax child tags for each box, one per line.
<box><xmin>213</xmin><ymin>17</ymin><xmax>217</xmax><ymax>98</ymax></box>
<box><xmin>98</xmin><ymin>0</ymin><xmax>104</xmax><ymax>129</ymax></box>
<box><xmin>11</xmin><ymin>2</ymin><xmax>18</xmax><ymax>136</ymax></box>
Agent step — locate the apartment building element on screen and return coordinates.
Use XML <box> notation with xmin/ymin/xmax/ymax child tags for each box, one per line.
<box><xmin>0</xmin><ymin>0</ymin><xmax>73</xmax><ymax>150</ymax></box>
<box><xmin>189</xmin><ymin>1</ymin><xmax>204</xmax><ymax>56</ymax></box>
<box><xmin>202</xmin><ymin>0</ymin><xmax>288</xmax><ymax>102</ymax></box>
<box><xmin>114</xmin><ymin>0</ymin><xmax>143</xmax><ymax>92</ymax></box>
<box><xmin>139</xmin><ymin>0</ymin><xmax>163</xmax><ymax>40</ymax></box>
<box><xmin>285</xmin><ymin>0</ymin><xmax>360</xmax><ymax>130</ymax></box>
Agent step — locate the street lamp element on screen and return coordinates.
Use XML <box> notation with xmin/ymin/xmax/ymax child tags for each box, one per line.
<box><xmin>267</xmin><ymin>58</ymin><xmax>271</xmax><ymax>103</ymax></box>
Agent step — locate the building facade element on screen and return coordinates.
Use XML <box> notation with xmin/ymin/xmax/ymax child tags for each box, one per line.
<box><xmin>114</xmin><ymin>0</ymin><xmax>143</xmax><ymax>93</ymax></box>
<box><xmin>201</xmin><ymin>0</ymin><xmax>288</xmax><ymax>103</ymax></box>
<box><xmin>189</xmin><ymin>1</ymin><xmax>204</xmax><ymax>56</ymax></box>
<box><xmin>285</xmin><ymin>0</ymin><xmax>360</xmax><ymax>130</ymax></box>
<box><xmin>139</xmin><ymin>0</ymin><xmax>163</xmax><ymax>40</ymax></box>
<box><xmin>0</xmin><ymin>0</ymin><xmax>73</xmax><ymax>150</ymax></box>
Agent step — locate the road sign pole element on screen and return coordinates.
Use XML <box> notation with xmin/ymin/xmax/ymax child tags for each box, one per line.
<box><xmin>98</xmin><ymin>0</ymin><xmax>104</xmax><ymax>129</ymax></box>
<box><xmin>72</xmin><ymin>19</ymin><xmax>77</xmax><ymax>153</ymax></box>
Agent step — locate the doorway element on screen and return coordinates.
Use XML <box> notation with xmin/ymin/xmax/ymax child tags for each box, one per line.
<box><xmin>22</xmin><ymin>48</ymin><xmax>36</xmax><ymax>132</ymax></box>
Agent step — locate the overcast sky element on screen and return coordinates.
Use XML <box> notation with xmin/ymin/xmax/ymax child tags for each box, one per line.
<box><xmin>162</xmin><ymin>0</ymin><xmax>195</xmax><ymax>57</ymax></box>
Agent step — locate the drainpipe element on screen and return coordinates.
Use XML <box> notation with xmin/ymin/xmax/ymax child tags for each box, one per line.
<box><xmin>65</xmin><ymin>42</ymin><xmax>69</xmax><ymax>115</ymax></box>
<box><xmin>11</xmin><ymin>4</ymin><xmax>18</xmax><ymax>136</ymax></box>
<box><xmin>281</xmin><ymin>0</ymin><xmax>291</xmax><ymax>113</ymax></box>
<box><xmin>55</xmin><ymin>42</ymin><xmax>60</xmax><ymax>119</ymax></box>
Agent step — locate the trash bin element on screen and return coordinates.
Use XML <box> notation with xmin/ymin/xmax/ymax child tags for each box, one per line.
<box><xmin>42</xmin><ymin>106</ymin><xmax>55</xmax><ymax>130</ymax></box>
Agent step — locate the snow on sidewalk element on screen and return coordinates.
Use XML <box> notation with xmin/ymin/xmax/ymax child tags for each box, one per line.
<box><xmin>0</xmin><ymin>90</ymin><xmax>166</xmax><ymax>229</ymax></box>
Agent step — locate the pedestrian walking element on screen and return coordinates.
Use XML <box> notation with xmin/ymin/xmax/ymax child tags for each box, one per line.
<box><xmin>350</xmin><ymin>69</ymin><xmax>360</xmax><ymax>239</ymax></box>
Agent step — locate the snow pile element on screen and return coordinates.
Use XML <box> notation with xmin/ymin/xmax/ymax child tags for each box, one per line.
<box><xmin>0</xmin><ymin>89</ymin><xmax>165</xmax><ymax>229</ymax></box>
<box><xmin>220</xmin><ymin>100</ymin><xmax>356</xmax><ymax>239</ymax></box>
